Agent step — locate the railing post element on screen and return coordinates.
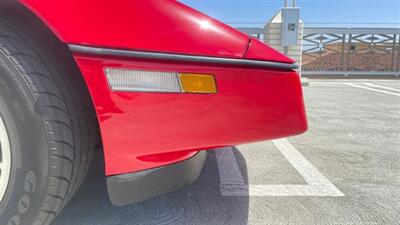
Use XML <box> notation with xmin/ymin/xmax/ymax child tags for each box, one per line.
<box><xmin>397</xmin><ymin>34</ymin><xmax>400</xmax><ymax>72</ymax></box>
<box><xmin>347</xmin><ymin>33</ymin><xmax>352</xmax><ymax>72</ymax></box>
<box><xmin>341</xmin><ymin>34</ymin><xmax>346</xmax><ymax>71</ymax></box>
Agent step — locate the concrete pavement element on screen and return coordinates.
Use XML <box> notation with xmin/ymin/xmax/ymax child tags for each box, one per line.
<box><xmin>53</xmin><ymin>79</ymin><xmax>400</xmax><ymax>225</ymax></box>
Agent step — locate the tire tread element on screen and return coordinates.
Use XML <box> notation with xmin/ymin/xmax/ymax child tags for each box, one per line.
<box><xmin>0</xmin><ymin>14</ymin><xmax>98</xmax><ymax>225</ymax></box>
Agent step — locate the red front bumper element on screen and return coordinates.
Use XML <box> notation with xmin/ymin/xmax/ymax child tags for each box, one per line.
<box><xmin>74</xmin><ymin>54</ymin><xmax>307</xmax><ymax>176</ymax></box>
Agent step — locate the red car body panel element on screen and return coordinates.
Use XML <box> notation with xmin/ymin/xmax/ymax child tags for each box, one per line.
<box><xmin>245</xmin><ymin>38</ymin><xmax>294</xmax><ymax>63</ymax></box>
<box><xmin>74</xmin><ymin>54</ymin><xmax>307</xmax><ymax>175</ymax></box>
<box><xmin>18</xmin><ymin>0</ymin><xmax>307</xmax><ymax>176</ymax></box>
<box><xmin>19</xmin><ymin>0</ymin><xmax>294</xmax><ymax>63</ymax></box>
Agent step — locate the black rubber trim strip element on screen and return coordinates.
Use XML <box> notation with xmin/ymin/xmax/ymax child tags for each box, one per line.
<box><xmin>106</xmin><ymin>151</ymin><xmax>207</xmax><ymax>206</ymax></box>
<box><xmin>69</xmin><ymin>44</ymin><xmax>298</xmax><ymax>70</ymax></box>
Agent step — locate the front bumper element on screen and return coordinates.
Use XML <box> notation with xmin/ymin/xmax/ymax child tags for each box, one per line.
<box><xmin>73</xmin><ymin>49</ymin><xmax>307</xmax><ymax>176</ymax></box>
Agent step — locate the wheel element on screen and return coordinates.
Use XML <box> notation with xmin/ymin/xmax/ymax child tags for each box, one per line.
<box><xmin>0</xmin><ymin>12</ymin><xmax>98</xmax><ymax>225</ymax></box>
<box><xmin>0</xmin><ymin>104</ymin><xmax>11</xmax><ymax>209</ymax></box>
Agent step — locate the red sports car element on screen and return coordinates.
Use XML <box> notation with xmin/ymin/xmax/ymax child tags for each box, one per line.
<box><xmin>0</xmin><ymin>1</ymin><xmax>307</xmax><ymax>224</ymax></box>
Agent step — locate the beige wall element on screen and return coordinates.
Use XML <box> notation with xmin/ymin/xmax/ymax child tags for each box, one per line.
<box><xmin>264</xmin><ymin>11</ymin><xmax>303</xmax><ymax>73</ymax></box>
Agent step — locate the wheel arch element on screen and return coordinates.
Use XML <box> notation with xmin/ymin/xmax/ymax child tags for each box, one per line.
<box><xmin>0</xmin><ymin>3</ymin><xmax>102</xmax><ymax>148</ymax></box>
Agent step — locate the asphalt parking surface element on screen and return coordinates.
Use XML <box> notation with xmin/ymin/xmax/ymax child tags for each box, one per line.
<box><xmin>53</xmin><ymin>79</ymin><xmax>400</xmax><ymax>225</ymax></box>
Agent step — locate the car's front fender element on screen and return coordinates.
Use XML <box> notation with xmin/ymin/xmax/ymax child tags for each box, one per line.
<box><xmin>19</xmin><ymin>0</ymin><xmax>252</xmax><ymax>59</ymax></box>
<box><xmin>17</xmin><ymin>0</ymin><xmax>306</xmax><ymax>177</ymax></box>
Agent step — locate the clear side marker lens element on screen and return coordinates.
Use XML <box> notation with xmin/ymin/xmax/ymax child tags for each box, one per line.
<box><xmin>104</xmin><ymin>68</ymin><xmax>182</xmax><ymax>93</ymax></box>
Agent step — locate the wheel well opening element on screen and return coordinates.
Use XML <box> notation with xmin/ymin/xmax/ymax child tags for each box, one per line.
<box><xmin>0</xmin><ymin>3</ymin><xmax>102</xmax><ymax>149</ymax></box>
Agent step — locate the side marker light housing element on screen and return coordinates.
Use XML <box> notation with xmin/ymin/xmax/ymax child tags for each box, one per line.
<box><xmin>105</xmin><ymin>68</ymin><xmax>217</xmax><ymax>94</ymax></box>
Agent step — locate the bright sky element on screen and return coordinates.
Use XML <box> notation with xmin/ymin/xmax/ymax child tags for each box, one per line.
<box><xmin>180</xmin><ymin>0</ymin><xmax>400</xmax><ymax>28</ymax></box>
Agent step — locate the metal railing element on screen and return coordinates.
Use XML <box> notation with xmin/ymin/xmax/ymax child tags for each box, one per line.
<box><xmin>238</xmin><ymin>27</ymin><xmax>400</xmax><ymax>76</ymax></box>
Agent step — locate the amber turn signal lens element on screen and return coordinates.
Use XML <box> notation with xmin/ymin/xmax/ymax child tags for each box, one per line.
<box><xmin>179</xmin><ymin>73</ymin><xmax>217</xmax><ymax>94</ymax></box>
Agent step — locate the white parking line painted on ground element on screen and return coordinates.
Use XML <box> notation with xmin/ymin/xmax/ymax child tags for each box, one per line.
<box><xmin>345</xmin><ymin>83</ymin><xmax>400</xmax><ymax>97</ymax></box>
<box><xmin>364</xmin><ymin>83</ymin><xmax>400</xmax><ymax>92</ymax></box>
<box><xmin>216</xmin><ymin>147</ymin><xmax>246</xmax><ymax>187</ymax></box>
<box><xmin>216</xmin><ymin>139</ymin><xmax>344</xmax><ymax>197</ymax></box>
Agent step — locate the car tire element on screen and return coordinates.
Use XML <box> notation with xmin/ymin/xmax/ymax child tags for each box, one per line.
<box><xmin>0</xmin><ymin>13</ymin><xmax>98</xmax><ymax>225</ymax></box>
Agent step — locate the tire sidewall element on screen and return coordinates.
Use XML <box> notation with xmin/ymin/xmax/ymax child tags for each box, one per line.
<box><xmin>0</xmin><ymin>50</ymin><xmax>49</xmax><ymax>225</ymax></box>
